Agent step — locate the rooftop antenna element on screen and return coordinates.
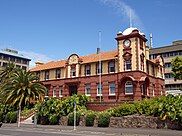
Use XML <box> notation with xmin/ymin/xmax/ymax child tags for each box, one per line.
<box><xmin>129</xmin><ymin>9</ymin><xmax>132</xmax><ymax>28</ymax></box>
<box><xmin>150</xmin><ymin>33</ymin><xmax>153</xmax><ymax>49</ymax></box>
<box><xmin>98</xmin><ymin>31</ymin><xmax>102</xmax><ymax>103</ymax></box>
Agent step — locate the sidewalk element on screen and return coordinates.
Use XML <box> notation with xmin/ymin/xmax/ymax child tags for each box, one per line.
<box><xmin>1</xmin><ymin>123</ymin><xmax>182</xmax><ymax>136</ymax></box>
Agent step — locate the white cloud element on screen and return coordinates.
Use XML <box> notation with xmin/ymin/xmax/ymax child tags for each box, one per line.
<box><xmin>19</xmin><ymin>50</ymin><xmax>52</xmax><ymax>68</ymax></box>
<box><xmin>98</xmin><ymin>0</ymin><xmax>144</xmax><ymax>30</ymax></box>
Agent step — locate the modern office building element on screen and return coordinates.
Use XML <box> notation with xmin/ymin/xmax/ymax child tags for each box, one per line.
<box><xmin>0</xmin><ymin>48</ymin><xmax>31</xmax><ymax>70</ymax></box>
<box><xmin>30</xmin><ymin>27</ymin><xmax>165</xmax><ymax>102</ymax></box>
<box><xmin>149</xmin><ymin>40</ymin><xmax>182</xmax><ymax>95</ymax></box>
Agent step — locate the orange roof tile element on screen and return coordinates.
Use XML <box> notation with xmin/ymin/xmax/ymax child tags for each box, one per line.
<box><xmin>30</xmin><ymin>50</ymin><xmax>118</xmax><ymax>72</ymax></box>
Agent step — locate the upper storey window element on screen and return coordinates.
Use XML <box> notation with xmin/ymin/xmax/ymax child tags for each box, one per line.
<box><xmin>45</xmin><ymin>70</ymin><xmax>49</xmax><ymax>80</ymax></box>
<box><xmin>70</xmin><ymin>65</ymin><xmax>76</xmax><ymax>77</ymax></box>
<box><xmin>108</xmin><ymin>61</ymin><xmax>115</xmax><ymax>73</ymax></box>
<box><xmin>55</xmin><ymin>68</ymin><xmax>61</xmax><ymax>79</ymax></box>
<box><xmin>85</xmin><ymin>64</ymin><xmax>91</xmax><ymax>76</ymax></box>
<box><xmin>124</xmin><ymin>60</ymin><xmax>132</xmax><ymax>71</ymax></box>
<box><xmin>96</xmin><ymin>62</ymin><xmax>102</xmax><ymax>74</ymax></box>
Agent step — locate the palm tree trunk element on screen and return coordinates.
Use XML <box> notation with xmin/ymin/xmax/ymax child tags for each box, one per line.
<box><xmin>18</xmin><ymin>106</ymin><xmax>21</xmax><ymax>127</ymax></box>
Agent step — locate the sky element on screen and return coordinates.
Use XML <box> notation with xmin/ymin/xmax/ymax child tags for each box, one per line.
<box><xmin>0</xmin><ymin>0</ymin><xmax>181</xmax><ymax>67</ymax></box>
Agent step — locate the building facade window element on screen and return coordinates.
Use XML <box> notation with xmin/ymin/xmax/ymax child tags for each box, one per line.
<box><xmin>108</xmin><ymin>61</ymin><xmax>115</xmax><ymax>73</ymax></box>
<box><xmin>125</xmin><ymin>81</ymin><xmax>133</xmax><ymax>94</ymax></box>
<box><xmin>97</xmin><ymin>83</ymin><xmax>102</xmax><ymax>96</ymax></box>
<box><xmin>165</xmin><ymin>63</ymin><xmax>171</xmax><ymax>68</ymax></box>
<box><xmin>3</xmin><ymin>55</ymin><xmax>9</xmax><ymax>61</ymax></box>
<box><xmin>141</xmin><ymin>84</ymin><xmax>147</xmax><ymax>95</ymax></box>
<box><xmin>45</xmin><ymin>70</ymin><xmax>49</xmax><ymax>80</ymax></box>
<box><xmin>53</xmin><ymin>87</ymin><xmax>56</xmax><ymax>97</ymax></box>
<box><xmin>36</xmin><ymin>72</ymin><xmax>40</xmax><ymax>80</ymax></box>
<box><xmin>2</xmin><ymin>62</ymin><xmax>7</xmax><ymax>67</ymax></box>
<box><xmin>22</xmin><ymin>66</ymin><xmax>27</xmax><ymax>71</ymax></box>
<box><xmin>124</xmin><ymin>60</ymin><xmax>132</xmax><ymax>71</ymax></box>
<box><xmin>70</xmin><ymin>65</ymin><xmax>76</xmax><ymax>77</ymax></box>
<box><xmin>109</xmin><ymin>82</ymin><xmax>115</xmax><ymax>95</ymax></box>
<box><xmin>96</xmin><ymin>62</ymin><xmax>102</xmax><ymax>74</ymax></box>
<box><xmin>85</xmin><ymin>65</ymin><xmax>91</xmax><ymax>76</ymax></box>
<box><xmin>59</xmin><ymin>87</ymin><xmax>63</xmax><ymax>97</ymax></box>
<box><xmin>10</xmin><ymin>57</ymin><xmax>15</xmax><ymax>62</ymax></box>
<box><xmin>85</xmin><ymin>84</ymin><xmax>91</xmax><ymax>96</ymax></box>
<box><xmin>16</xmin><ymin>58</ymin><xmax>21</xmax><ymax>63</ymax></box>
<box><xmin>55</xmin><ymin>68</ymin><xmax>61</xmax><ymax>79</ymax></box>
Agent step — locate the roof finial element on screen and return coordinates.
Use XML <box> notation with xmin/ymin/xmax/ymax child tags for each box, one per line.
<box><xmin>129</xmin><ymin>9</ymin><xmax>132</xmax><ymax>28</ymax></box>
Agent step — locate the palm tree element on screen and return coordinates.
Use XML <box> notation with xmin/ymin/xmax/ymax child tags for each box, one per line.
<box><xmin>0</xmin><ymin>69</ymin><xmax>46</xmax><ymax>127</ymax></box>
<box><xmin>0</xmin><ymin>62</ymin><xmax>17</xmax><ymax>84</ymax></box>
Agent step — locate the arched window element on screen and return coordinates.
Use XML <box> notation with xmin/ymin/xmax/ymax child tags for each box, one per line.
<box><xmin>125</xmin><ymin>81</ymin><xmax>133</xmax><ymax>94</ymax></box>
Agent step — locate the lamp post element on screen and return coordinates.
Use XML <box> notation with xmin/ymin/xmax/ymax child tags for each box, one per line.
<box><xmin>73</xmin><ymin>101</ymin><xmax>76</xmax><ymax>131</ymax></box>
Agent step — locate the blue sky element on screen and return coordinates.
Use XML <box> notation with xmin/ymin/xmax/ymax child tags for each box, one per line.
<box><xmin>0</xmin><ymin>0</ymin><xmax>181</xmax><ymax>67</ymax></box>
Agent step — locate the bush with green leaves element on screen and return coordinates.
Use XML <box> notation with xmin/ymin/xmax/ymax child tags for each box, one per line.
<box><xmin>49</xmin><ymin>114</ymin><xmax>59</xmax><ymax>125</ymax></box>
<box><xmin>98</xmin><ymin>112</ymin><xmax>111</xmax><ymax>127</ymax></box>
<box><xmin>85</xmin><ymin>111</ymin><xmax>96</xmax><ymax>126</ymax></box>
<box><xmin>6</xmin><ymin>111</ymin><xmax>17</xmax><ymax>123</ymax></box>
<box><xmin>68</xmin><ymin>112</ymin><xmax>81</xmax><ymax>126</ymax></box>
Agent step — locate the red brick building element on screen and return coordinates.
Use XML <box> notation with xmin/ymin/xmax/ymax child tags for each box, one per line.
<box><xmin>30</xmin><ymin>28</ymin><xmax>165</xmax><ymax>103</ymax></box>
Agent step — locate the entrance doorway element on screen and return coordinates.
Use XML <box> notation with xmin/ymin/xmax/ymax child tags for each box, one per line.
<box><xmin>69</xmin><ymin>85</ymin><xmax>77</xmax><ymax>96</ymax></box>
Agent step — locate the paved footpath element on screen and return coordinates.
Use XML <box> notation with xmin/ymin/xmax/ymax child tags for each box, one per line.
<box><xmin>0</xmin><ymin>123</ymin><xmax>181</xmax><ymax>136</ymax></box>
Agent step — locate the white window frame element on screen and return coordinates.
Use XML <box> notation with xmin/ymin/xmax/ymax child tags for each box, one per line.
<box><xmin>109</xmin><ymin>61</ymin><xmax>115</xmax><ymax>73</ymax></box>
<box><xmin>125</xmin><ymin>60</ymin><xmax>132</xmax><ymax>71</ymax></box>
<box><xmin>59</xmin><ymin>87</ymin><xmax>63</xmax><ymax>97</ymax></box>
<box><xmin>70</xmin><ymin>66</ymin><xmax>76</xmax><ymax>77</ymax></box>
<box><xmin>125</xmin><ymin>81</ymin><xmax>133</xmax><ymax>95</ymax></box>
<box><xmin>85</xmin><ymin>65</ymin><xmax>91</xmax><ymax>76</ymax></box>
<box><xmin>53</xmin><ymin>87</ymin><xmax>57</xmax><ymax>97</ymax></box>
<box><xmin>85</xmin><ymin>84</ymin><xmax>91</xmax><ymax>96</ymax></box>
<box><xmin>109</xmin><ymin>82</ymin><xmax>116</xmax><ymax>96</ymax></box>
<box><xmin>97</xmin><ymin>83</ymin><xmax>102</xmax><ymax>96</ymax></box>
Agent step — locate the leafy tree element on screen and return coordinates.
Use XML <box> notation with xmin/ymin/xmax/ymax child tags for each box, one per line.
<box><xmin>0</xmin><ymin>69</ymin><xmax>46</xmax><ymax>127</ymax></box>
<box><xmin>171</xmin><ymin>56</ymin><xmax>182</xmax><ymax>80</ymax></box>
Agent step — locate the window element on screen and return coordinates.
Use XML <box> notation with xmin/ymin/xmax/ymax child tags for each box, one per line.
<box><xmin>141</xmin><ymin>84</ymin><xmax>147</xmax><ymax>95</ymax></box>
<box><xmin>22</xmin><ymin>66</ymin><xmax>27</xmax><ymax>71</ymax></box>
<box><xmin>36</xmin><ymin>72</ymin><xmax>40</xmax><ymax>80</ymax></box>
<box><xmin>3</xmin><ymin>55</ymin><xmax>9</xmax><ymax>61</ymax></box>
<box><xmin>108</xmin><ymin>61</ymin><xmax>115</xmax><ymax>73</ymax></box>
<box><xmin>97</xmin><ymin>83</ymin><xmax>102</xmax><ymax>96</ymax></box>
<box><xmin>140</xmin><ymin>55</ymin><xmax>144</xmax><ymax>71</ymax></box>
<box><xmin>22</xmin><ymin>60</ymin><xmax>27</xmax><ymax>64</ymax></box>
<box><xmin>165</xmin><ymin>63</ymin><xmax>171</xmax><ymax>68</ymax></box>
<box><xmin>55</xmin><ymin>69</ymin><xmax>61</xmax><ymax>79</ymax></box>
<box><xmin>16</xmin><ymin>58</ymin><xmax>21</xmax><ymax>63</ymax></box>
<box><xmin>109</xmin><ymin>82</ymin><xmax>115</xmax><ymax>95</ymax></box>
<box><xmin>45</xmin><ymin>70</ymin><xmax>49</xmax><ymax>80</ymax></box>
<box><xmin>125</xmin><ymin>81</ymin><xmax>133</xmax><ymax>94</ymax></box>
<box><xmin>10</xmin><ymin>57</ymin><xmax>15</xmax><ymax>62</ymax></box>
<box><xmin>85</xmin><ymin>84</ymin><xmax>91</xmax><ymax>96</ymax></box>
<box><xmin>85</xmin><ymin>65</ymin><xmax>91</xmax><ymax>76</ymax></box>
<box><xmin>96</xmin><ymin>62</ymin><xmax>102</xmax><ymax>74</ymax></box>
<box><xmin>165</xmin><ymin>73</ymin><xmax>172</xmax><ymax>79</ymax></box>
<box><xmin>124</xmin><ymin>60</ymin><xmax>132</xmax><ymax>71</ymax></box>
<box><xmin>70</xmin><ymin>65</ymin><xmax>76</xmax><ymax>77</ymax></box>
<box><xmin>59</xmin><ymin>87</ymin><xmax>63</xmax><ymax>97</ymax></box>
<box><xmin>152</xmin><ymin>84</ymin><xmax>155</xmax><ymax>96</ymax></box>
<box><xmin>53</xmin><ymin>87</ymin><xmax>56</xmax><ymax>97</ymax></box>
<box><xmin>2</xmin><ymin>62</ymin><xmax>7</xmax><ymax>67</ymax></box>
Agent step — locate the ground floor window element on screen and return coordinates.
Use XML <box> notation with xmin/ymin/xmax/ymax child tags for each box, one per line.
<box><xmin>109</xmin><ymin>82</ymin><xmax>115</xmax><ymax>95</ymax></box>
<box><xmin>125</xmin><ymin>81</ymin><xmax>133</xmax><ymax>94</ymax></box>
<box><xmin>97</xmin><ymin>83</ymin><xmax>102</xmax><ymax>96</ymax></box>
<box><xmin>85</xmin><ymin>84</ymin><xmax>91</xmax><ymax>96</ymax></box>
<box><xmin>59</xmin><ymin>87</ymin><xmax>63</xmax><ymax>97</ymax></box>
<box><xmin>53</xmin><ymin>87</ymin><xmax>57</xmax><ymax>97</ymax></box>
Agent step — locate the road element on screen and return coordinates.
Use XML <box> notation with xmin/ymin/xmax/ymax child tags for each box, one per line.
<box><xmin>0</xmin><ymin>123</ymin><xmax>181</xmax><ymax>136</ymax></box>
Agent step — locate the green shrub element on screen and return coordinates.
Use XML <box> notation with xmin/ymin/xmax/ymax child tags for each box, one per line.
<box><xmin>85</xmin><ymin>112</ymin><xmax>96</xmax><ymax>126</ymax></box>
<box><xmin>68</xmin><ymin>112</ymin><xmax>81</xmax><ymax>126</ymax></box>
<box><xmin>108</xmin><ymin>103</ymin><xmax>136</xmax><ymax>117</ymax></box>
<box><xmin>49</xmin><ymin>114</ymin><xmax>59</xmax><ymax>125</ymax></box>
<box><xmin>6</xmin><ymin>111</ymin><xmax>17</xmax><ymax>123</ymax></box>
<box><xmin>0</xmin><ymin>111</ymin><xmax>4</xmax><ymax>122</ymax></box>
<box><xmin>98</xmin><ymin>112</ymin><xmax>110</xmax><ymax>127</ymax></box>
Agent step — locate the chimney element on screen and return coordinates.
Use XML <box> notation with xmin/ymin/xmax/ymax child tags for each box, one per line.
<box><xmin>149</xmin><ymin>33</ymin><xmax>153</xmax><ymax>49</ymax></box>
<box><xmin>96</xmin><ymin>48</ymin><xmax>100</xmax><ymax>54</ymax></box>
<box><xmin>35</xmin><ymin>61</ymin><xmax>44</xmax><ymax>66</ymax></box>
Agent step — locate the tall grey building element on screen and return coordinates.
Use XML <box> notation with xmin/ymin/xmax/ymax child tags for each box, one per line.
<box><xmin>0</xmin><ymin>48</ymin><xmax>31</xmax><ymax>71</ymax></box>
<box><xmin>149</xmin><ymin>40</ymin><xmax>182</xmax><ymax>95</ymax></box>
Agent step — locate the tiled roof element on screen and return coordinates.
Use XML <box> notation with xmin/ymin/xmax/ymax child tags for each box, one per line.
<box><xmin>30</xmin><ymin>50</ymin><xmax>118</xmax><ymax>72</ymax></box>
